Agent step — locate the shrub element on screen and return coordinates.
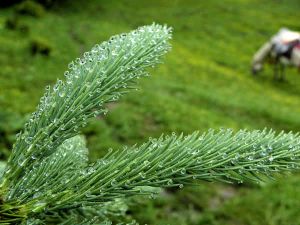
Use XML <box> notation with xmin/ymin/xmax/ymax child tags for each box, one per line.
<box><xmin>5</xmin><ymin>16</ymin><xmax>19</xmax><ymax>30</ymax></box>
<box><xmin>0</xmin><ymin>0</ymin><xmax>67</xmax><ymax>9</ymax></box>
<box><xmin>16</xmin><ymin>0</ymin><xmax>45</xmax><ymax>17</ymax></box>
<box><xmin>0</xmin><ymin>24</ymin><xmax>299</xmax><ymax>224</ymax></box>
<box><xmin>5</xmin><ymin>15</ymin><xmax>30</xmax><ymax>34</ymax></box>
<box><xmin>30</xmin><ymin>38</ymin><xmax>52</xmax><ymax>56</ymax></box>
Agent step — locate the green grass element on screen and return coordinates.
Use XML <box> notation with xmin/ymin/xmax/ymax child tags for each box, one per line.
<box><xmin>1</xmin><ymin>0</ymin><xmax>300</xmax><ymax>224</ymax></box>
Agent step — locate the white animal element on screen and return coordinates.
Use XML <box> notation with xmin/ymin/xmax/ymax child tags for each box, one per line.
<box><xmin>252</xmin><ymin>28</ymin><xmax>300</xmax><ymax>80</ymax></box>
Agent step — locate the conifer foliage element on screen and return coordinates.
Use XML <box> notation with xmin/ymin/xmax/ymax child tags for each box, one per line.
<box><xmin>0</xmin><ymin>24</ymin><xmax>300</xmax><ymax>224</ymax></box>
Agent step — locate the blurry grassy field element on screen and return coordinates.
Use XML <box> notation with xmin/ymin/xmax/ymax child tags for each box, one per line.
<box><xmin>1</xmin><ymin>0</ymin><xmax>300</xmax><ymax>224</ymax></box>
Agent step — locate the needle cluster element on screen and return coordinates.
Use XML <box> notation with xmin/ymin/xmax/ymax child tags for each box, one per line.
<box><xmin>0</xmin><ymin>24</ymin><xmax>300</xmax><ymax>224</ymax></box>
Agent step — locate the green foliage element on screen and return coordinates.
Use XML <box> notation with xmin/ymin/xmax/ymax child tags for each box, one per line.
<box><xmin>0</xmin><ymin>161</ymin><xmax>6</xmax><ymax>178</ymax></box>
<box><xmin>1</xmin><ymin>23</ymin><xmax>171</xmax><ymax>190</ymax></box>
<box><xmin>1</xmin><ymin>1</ymin><xmax>300</xmax><ymax>224</ymax></box>
<box><xmin>30</xmin><ymin>38</ymin><xmax>52</xmax><ymax>56</ymax></box>
<box><xmin>0</xmin><ymin>23</ymin><xmax>172</xmax><ymax>224</ymax></box>
<box><xmin>1</xmin><ymin>22</ymin><xmax>300</xmax><ymax>224</ymax></box>
<box><xmin>16</xmin><ymin>0</ymin><xmax>45</xmax><ymax>17</ymax></box>
<box><xmin>5</xmin><ymin>16</ymin><xmax>19</xmax><ymax>30</ymax></box>
<box><xmin>0</xmin><ymin>0</ymin><xmax>85</xmax><ymax>9</ymax></box>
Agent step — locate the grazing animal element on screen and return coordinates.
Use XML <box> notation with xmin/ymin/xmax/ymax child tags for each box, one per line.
<box><xmin>252</xmin><ymin>28</ymin><xmax>300</xmax><ymax>80</ymax></box>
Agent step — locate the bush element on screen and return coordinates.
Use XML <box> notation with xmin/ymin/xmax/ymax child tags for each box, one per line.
<box><xmin>30</xmin><ymin>38</ymin><xmax>52</xmax><ymax>56</ymax></box>
<box><xmin>0</xmin><ymin>0</ymin><xmax>68</xmax><ymax>9</ymax></box>
<box><xmin>5</xmin><ymin>16</ymin><xmax>19</xmax><ymax>30</ymax></box>
<box><xmin>16</xmin><ymin>0</ymin><xmax>45</xmax><ymax>17</ymax></box>
<box><xmin>5</xmin><ymin>15</ymin><xmax>30</xmax><ymax>35</ymax></box>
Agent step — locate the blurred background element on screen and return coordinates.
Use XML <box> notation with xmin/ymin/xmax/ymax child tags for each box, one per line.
<box><xmin>1</xmin><ymin>0</ymin><xmax>300</xmax><ymax>224</ymax></box>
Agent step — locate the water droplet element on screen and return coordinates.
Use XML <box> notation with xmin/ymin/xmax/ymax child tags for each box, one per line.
<box><xmin>247</xmin><ymin>156</ymin><xmax>254</xmax><ymax>161</ymax></box>
<box><xmin>180</xmin><ymin>168</ymin><xmax>186</xmax><ymax>175</ymax></box>
<box><xmin>59</xmin><ymin>91</ymin><xmax>65</xmax><ymax>98</ymax></box>
<box><xmin>260</xmin><ymin>151</ymin><xmax>267</xmax><ymax>157</ymax></box>
<box><xmin>68</xmin><ymin>62</ymin><xmax>75</xmax><ymax>69</ymax></box>
<box><xmin>222</xmin><ymin>153</ymin><xmax>227</xmax><ymax>159</ymax></box>
<box><xmin>94</xmin><ymin>111</ymin><xmax>100</xmax><ymax>117</ymax></box>
<box><xmin>111</xmin><ymin>179</ymin><xmax>117</xmax><ymax>186</ymax></box>
<box><xmin>125</xmin><ymin>180</ymin><xmax>131</xmax><ymax>187</ymax></box>
<box><xmin>88</xmin><ymin>167</ymin><xmax>95</xmax><ymax>174</ymax></box>
<box><xmin>149</xmin><ymin>193</ymin><xmax>156</xmax><ymax>199</ymax></box>
<box><xmin>269</xmin><ymin>156</ymin><xmax>274</xmax><ymax>162</ymax></box>
<box><xmin>18</xmin><ymin>158</ymin><xmax>26</xmax><ymax>167</ymax></box>
<box><xmin>139</xmin><ymin>172</ymin><xmax>146</xmax><ymax>179</ymax></box>
<box><xmin>167</xmin><ymin>179</ymin><xmax>173</xmax><ymax>185</ymax></box>
<box><xmin>73</xmin><ymin>125</ymin><xmax>79</xmax><ymax>131</ymax></box>
<box><xmin>32</xmin><ymin>202</ymin><xmax>46</xmax><ymax>213</ymax></box>
<box><xmin>25</xmin><ymin>136</ymin><xmax>33</xmax><ymax>144</ymax></box>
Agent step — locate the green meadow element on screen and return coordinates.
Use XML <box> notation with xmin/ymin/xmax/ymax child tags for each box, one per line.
<box><xmin>0</xmin><ymin>0</ymin><xmax>300</xmax><ymax>224</ymax></box>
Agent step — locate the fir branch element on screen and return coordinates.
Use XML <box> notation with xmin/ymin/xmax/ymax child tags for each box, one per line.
<box><xmin>0</xmin><ymin>136</ymin><xmax>88</xmax><ymax>223</ymax></box>
<box><xmin>34</xmin><ymin>199</ymin><xmax>131</xmax><ymax>225</ymax></box>
<box><xmin>3</xmin><ymin>128</ymin><xmax>300</xmax><ymax>223</ymax></box>
<box><xmin>1</xmin><ymin>23</ymin><xmax>300</xmax><ymax>224</ymax></box>
<box><xmin>0</xmin><ymin>24</ymin><xmax>172</xmax><ymax>192</ymax></box>
<box><xmin>7</xmin><ymin>136</ymin><xmax>88</xmax><ymax>202</ymax></box>
<box><xmin>0</xmin><ymin>162</ymin><xmax>6</xmax><ymax>179</ymax></box>
<box><xmin>26</xmin><ymin>129</ymin><xmax>300</xmax><ymax>213</ymax></box>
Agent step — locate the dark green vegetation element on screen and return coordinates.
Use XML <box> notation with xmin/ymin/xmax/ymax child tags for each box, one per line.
<box><xmin>0</xmin><ymin>0</ymin><xmax>300</xmax><ymax>224</ymax></box>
